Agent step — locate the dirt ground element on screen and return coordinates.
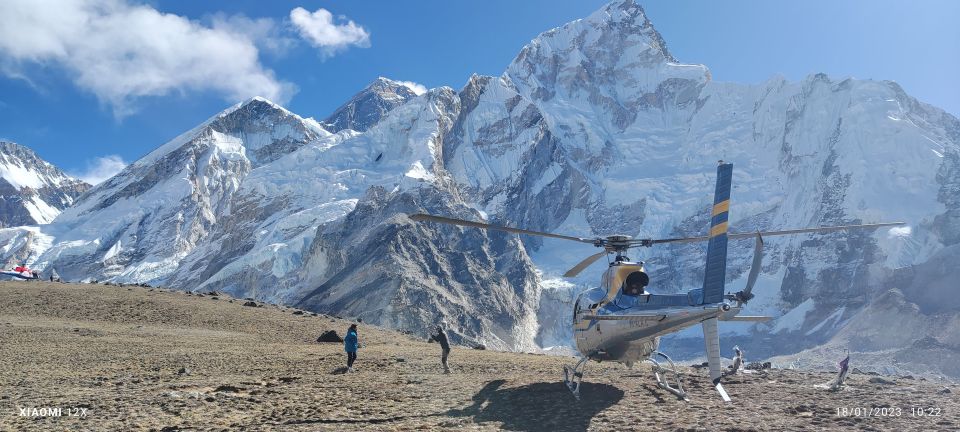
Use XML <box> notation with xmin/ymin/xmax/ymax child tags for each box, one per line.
<box><xmin>0</xmin><ymin>281</ymin><xmax>956</xmax><ymax>431</ymax></box>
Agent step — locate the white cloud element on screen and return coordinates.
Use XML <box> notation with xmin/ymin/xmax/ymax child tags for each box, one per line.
<box><xmin>290</xmin><ymin>7</ymin><xmax>370</xmax><ymax>57</ymax></box>
<box><xmin>71</xmin><ymin>155</ymin><xmax>127</xmax><ymax>185</ymax></box>
<box><xmin>0</xmin><ymin>0</ymin><xmax>296</xmax><ymax>117</ymax></box>
<box><xmin>211</xmin><ymin>13</ymin><xmax>296</xmax><ymax>57</ymax></box>
<box><xmin>395</xmin><ymin>80</ymin><xmax>428</xmax><ymax>96</ymax></box>
<box><xmin>888</xmin><ymin>226</ymin><xmax>912</xmax><ymax>238</ymax></box>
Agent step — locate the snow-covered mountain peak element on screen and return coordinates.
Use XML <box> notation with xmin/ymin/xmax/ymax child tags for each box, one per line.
<box><xmin>228</xmin><ymin>97</ymin><xmax>329</xmax><ymax>134</ymax></box>
<box><xmin>0</xmin><ymin>141</ymin><xmax>88</xmax><ymax>194</ymax></box>
<box><xmin>0</xmin><ymin>141</ymin><xmax>89</xmax><ymax>226</ymax></box>
<box><xmin>372</xmin><ymin>77</ymin><xmax>426</xmax><ymax>96</ymax></box>
<box><xmin>503</xmin><ymin>0</ymin><xmax>709</xmax><ymax>143</ymax></box>
<box><xmin>0</xmin><ymin>141</ymin><xmax>53</xmax><ymax>189</ymax></box>
<box><xmin>36</xmin><ymin>95</ymin><xmax>340</xmax><ymax>285</ymax></box>
<box><xmin>506</xmin><ymin>0</ymin><xmax>704</xmax><ymax>93</ymax></box>
<box><xmin>322</xmin><ymin>77</ymin><xmax>423</xmax><ymax>133</ymax></box>
<box><xmin>244</xmin><ymin>95</ymin><xmax>285</xmax><ymax>109</ymax></box>
<box><xmin>126</xmin><ymin>97</ymin><xmax>329</xmax><ymax>175</ymax></box>
<box><xmin>586</xmin><ymin>0</ymin><xmax>675</xmax><ymax>58</ymax></box>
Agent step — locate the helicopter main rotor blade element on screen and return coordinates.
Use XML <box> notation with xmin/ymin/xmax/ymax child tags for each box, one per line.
<box><xmin>408</xmin><ymin>213</ymin><xmax>597</xmax><ymax>244</ymax></box>
<box><xmin>728</xmin><ymin>222</ymin><xmax>906</xmax><ymax>239</ymax></box>
<box><xmin>563</xmin><ymin>251</ymin><xmax>608</xmax><ymax>278</ymax></box>
<box><xmin>631</xmin><ymin>221</ymin><xmax>906</xmax><ymax>246</ymax></box>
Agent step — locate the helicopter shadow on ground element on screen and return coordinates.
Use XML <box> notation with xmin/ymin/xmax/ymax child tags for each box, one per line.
<box><xmin>446</xmin><ymin>379</ymin><xmax>623</xmax><ymax>432</ymax></box>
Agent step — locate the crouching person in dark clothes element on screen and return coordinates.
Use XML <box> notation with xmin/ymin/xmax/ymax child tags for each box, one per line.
<box><xmin>429</xmin><ymin>325</ymin><xmax>451</xmax><ymax>373</ymax></box>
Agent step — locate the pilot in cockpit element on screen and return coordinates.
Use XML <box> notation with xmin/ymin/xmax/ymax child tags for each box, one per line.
<box><xmin>622</xmin><ymin>271</ymin><xmax>649</xmax><ymax>296</ymax></box>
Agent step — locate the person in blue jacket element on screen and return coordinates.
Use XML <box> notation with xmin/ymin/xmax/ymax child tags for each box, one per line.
<box><xmin>344</xmin><ymin>323</ymin><xmax>359</xmax><ymax>372</ymax></box>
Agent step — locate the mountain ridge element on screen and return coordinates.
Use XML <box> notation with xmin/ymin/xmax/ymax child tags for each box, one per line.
<box><xmin>0</xmin><ymin>140</ymin><xmax>89</xmax><ymax>228</ymax></box>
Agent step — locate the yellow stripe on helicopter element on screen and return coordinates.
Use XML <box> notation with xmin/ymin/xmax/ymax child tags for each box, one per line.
<box><xmin>709</xmin><ymin>222</ymin><xmax>728</xmax><ymax>237</ymax></box>
<box><xmin>711</xmin><ymin>199</ymin><xmax>729</xmax><ymax>216</ymax></box>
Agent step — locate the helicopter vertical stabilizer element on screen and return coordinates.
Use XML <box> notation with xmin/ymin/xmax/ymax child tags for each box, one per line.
<box><xmin>701</xmin><ymin>162</ymin><xmax>733</xmax><ymax>304</ymax></box>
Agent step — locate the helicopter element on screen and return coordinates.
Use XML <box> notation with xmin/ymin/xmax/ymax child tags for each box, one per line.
<box><xmin>1</xmin><ymin>264</ymin><xmax>40</xmax><ymax>280</ymax></box>
<box><xmin>409</xmin><ymin>162</ymin><xmax>904</xmax><ymax>402</ymax></box>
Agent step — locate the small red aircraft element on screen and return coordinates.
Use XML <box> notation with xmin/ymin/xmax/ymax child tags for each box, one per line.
<box><xmin>2</xmin><ymin>265</ymin><xmax>39</xmax><ymax>280</ymax></box>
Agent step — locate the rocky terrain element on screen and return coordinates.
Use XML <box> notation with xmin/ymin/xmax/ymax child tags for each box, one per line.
<box><xmin>1</xmin><ymin>281</ymin><xmax>955</xmax><ymax>431</ymax></box>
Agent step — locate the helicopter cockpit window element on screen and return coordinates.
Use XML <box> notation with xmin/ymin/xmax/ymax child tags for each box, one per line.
<box><xmin>622</xmin><ymin>271</ymin><xmax>649</xmax><ymax>296</ymax></box>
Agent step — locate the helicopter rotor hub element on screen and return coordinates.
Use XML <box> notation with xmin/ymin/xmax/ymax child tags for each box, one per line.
<box><xmin>600</xmin><ymin>235</ymin><xmax>633</xmax><ymax>253</ymax></box>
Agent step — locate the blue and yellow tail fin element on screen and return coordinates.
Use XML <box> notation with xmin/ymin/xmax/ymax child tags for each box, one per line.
<box><xmin>701</xmin><ymin>162</ymin><xmax>733</xmax><ymax>304</ymax></box>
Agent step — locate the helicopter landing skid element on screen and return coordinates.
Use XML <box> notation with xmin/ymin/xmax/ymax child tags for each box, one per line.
<box><xmin>563</xmin><ymin>356</ymin><xmax>589</xmax><ymax>400</ymax></box>
<box><xmin>646</xmin><ymin>351</ymin><xmax>688</xmax><ymax>401</ymax></box>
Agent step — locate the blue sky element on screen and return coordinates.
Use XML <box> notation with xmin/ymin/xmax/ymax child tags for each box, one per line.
<box><xmin>0</xmin><ymin>0</ymin><xmax>957</xmax><ymax>184</ymax></box>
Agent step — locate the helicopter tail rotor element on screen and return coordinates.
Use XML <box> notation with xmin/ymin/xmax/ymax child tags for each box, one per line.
<box><xmin>732</xmin><ymin>232</ymin><xmax>763</xmax><ymax>304</ymax></box>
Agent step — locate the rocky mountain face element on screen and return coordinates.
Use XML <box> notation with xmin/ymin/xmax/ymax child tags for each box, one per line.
<box><xmin>4</xmin><ymin>83</ymin><xmax>539</xmax><ymax>350</ymax></box>
<box><xmin>0</xmin><ymin>0</ymin><xmax>957</xmax><ymax>374</ymax></box>
<box><xmin>297</xmin><ymin>185</ymin><xmax>540</xmax><ymax>350</ymax></box>
<box><xmin>161</xmin><ymin>87</ymin><xmax>541</xmax><ymax>350</ymax></box>
<box><xmin>321</xmin><ymin>77</ymin><xmax>422</xmax><ymax>133</ymax></box>
<box><xmin>0</xmin><ymin>141</ymin><xmax>89</xmax><ymax>228</ymax></box>
<box><xmin>32</xmin><ymin>97</ymin><xmax>331</xmax><ymax>283</ymax></box>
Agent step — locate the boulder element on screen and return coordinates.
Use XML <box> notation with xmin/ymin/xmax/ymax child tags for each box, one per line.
<box><xmin>745</xmin><ymin>361</ymin><xmax>772</xmax><ymax>370</ymax></box>
<box><xmin>317</xmin><ymin>330</ymin><xmax>343</xmax><ymax>343</ymax></box>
